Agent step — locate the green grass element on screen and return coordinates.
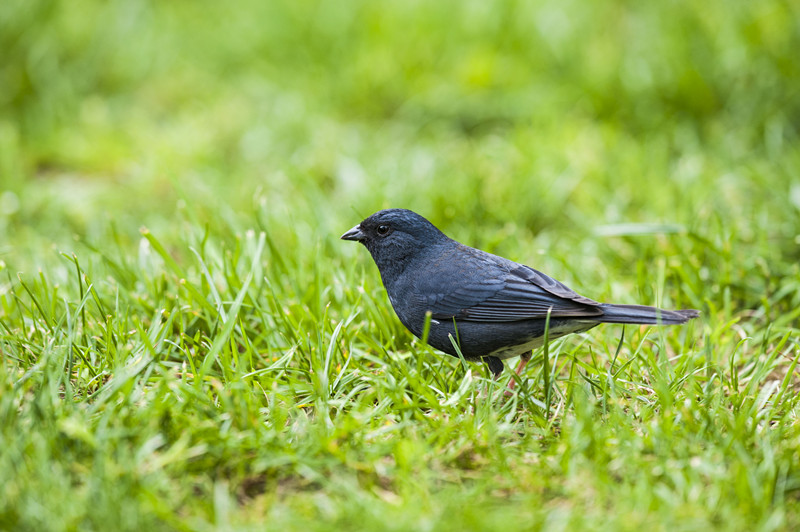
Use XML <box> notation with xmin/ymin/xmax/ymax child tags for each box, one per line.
<box><xmin>1</xmin><ymin>0</ymin><xmax>799</xmax><ymax>530</ymax></box>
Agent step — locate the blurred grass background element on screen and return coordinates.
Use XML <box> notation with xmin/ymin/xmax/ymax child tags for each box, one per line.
<box><xmin>1</xmin><ymin>0</ymin><xmax>799</xmax><ymax>530</ymax></box>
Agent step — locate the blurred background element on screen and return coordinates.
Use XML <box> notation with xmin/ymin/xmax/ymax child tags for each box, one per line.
<box><xmin>0</xmin><ymin>0</ymin><xmax>798</xmax><ymax>307</ymax></box>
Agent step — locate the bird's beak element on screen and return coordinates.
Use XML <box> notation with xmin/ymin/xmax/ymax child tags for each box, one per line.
<box><xmin>340</xmin><ymin>225</ymin><xmax>365</xmax><ymax>242</ymax></box>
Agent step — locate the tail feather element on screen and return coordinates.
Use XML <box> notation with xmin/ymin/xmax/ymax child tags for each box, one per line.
<box><xmin>598</xmin><ymin>304</ymin><xmax>700</xmax><ymax>325</ymax></box>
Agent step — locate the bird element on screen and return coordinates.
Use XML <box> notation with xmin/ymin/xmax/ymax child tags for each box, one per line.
<box><xmin>341</xmin><ymin>208</ymin><xmax>699</xmax><ymax>384</ymax></box>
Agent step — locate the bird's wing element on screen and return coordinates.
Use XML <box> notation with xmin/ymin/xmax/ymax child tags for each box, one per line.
<box><xmin>425</xmin><ymin>265</ymin><xmax>603</xmax><ymax>322</ymax></box>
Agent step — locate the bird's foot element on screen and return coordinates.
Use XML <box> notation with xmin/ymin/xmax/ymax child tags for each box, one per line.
<box><xmin>504</xmin><ymin>353</ymin><xmax>531</xmax><ymax>396</ymax></box>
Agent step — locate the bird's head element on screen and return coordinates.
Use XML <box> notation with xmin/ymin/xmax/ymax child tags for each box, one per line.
<box><xmin>341</xmin><ymin>209</ymin><xmax>448</xmax><ymax>273</ymax></box>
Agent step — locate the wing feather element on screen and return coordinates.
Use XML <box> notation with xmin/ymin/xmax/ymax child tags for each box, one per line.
<box><xmin>426</xmin><ymin>265</ymin><xmax>602</xmax><ymax>322</ymax></box>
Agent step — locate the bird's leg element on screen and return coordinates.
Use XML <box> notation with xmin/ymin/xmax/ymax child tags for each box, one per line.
<box><xmin>484</xmin><ymin>356</ymin><xmax>504</xmax><ymax>379</ymax></box>
<box><xmin>507</xmin><ymin>352</ymin><xmax>531</xmax><ymax>392</ymax></box>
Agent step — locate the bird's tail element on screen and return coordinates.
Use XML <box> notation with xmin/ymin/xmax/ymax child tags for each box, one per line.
<box><xmin>598</xmin><ymin>304</ymin><xmax>700</xmax><ymax>325</ymax></box>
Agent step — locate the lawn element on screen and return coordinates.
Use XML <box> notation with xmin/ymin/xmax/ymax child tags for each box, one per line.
<box><xmin>1</xmin><ymin>0</ymin><xmax>799</xmax><ymax>530</ymax></box>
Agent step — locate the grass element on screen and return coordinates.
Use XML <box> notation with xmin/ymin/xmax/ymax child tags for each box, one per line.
<box><xmin>1</xmin><ymin>0</ymin><xmax>799</xmax><ymax>530</ymax></box>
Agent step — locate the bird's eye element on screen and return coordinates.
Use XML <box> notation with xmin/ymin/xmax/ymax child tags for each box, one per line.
<box><xmin>376</xmin><ymin>224</ymin><xmax>390</xmax><ymax>236</ymax></box>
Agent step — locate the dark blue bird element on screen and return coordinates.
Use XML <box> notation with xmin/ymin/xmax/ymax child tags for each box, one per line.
<box><xmin>342</xmin><ymin>209</ymin><xmax>699</xmax><ymax>382</ymax></box>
